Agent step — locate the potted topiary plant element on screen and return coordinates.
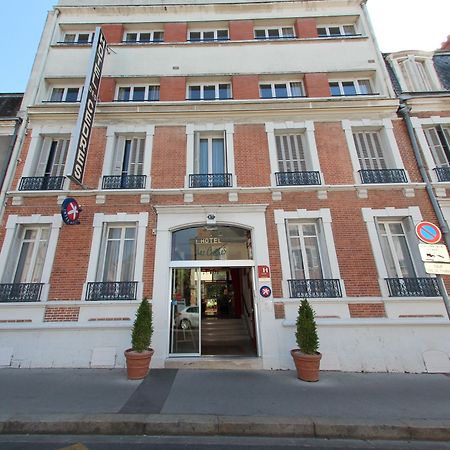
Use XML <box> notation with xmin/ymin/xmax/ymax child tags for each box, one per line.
<box><xmin>124</xmin><ymin>297</ymin><xmax>154</xmax><ymax>380</ymax></box>
<box><xmin>290</xmin><ymin>299</ymin><xmax>322</xmax><ymax>382</ymax></box>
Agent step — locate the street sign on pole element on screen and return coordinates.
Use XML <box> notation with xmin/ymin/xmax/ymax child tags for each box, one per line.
<box><xmin>418</xmin><ymin>243</ymin><xmax>450</xmax><ymax>263</ymax></box>
<box><xmin>415</xmin><ymin>221</ymin><xmax>442</xmax><ymax>244</ymax></box>
<box><xmin>424</xmin><ymin>262</ymin><xmax>450</xmax><ymax>275</ymax></box>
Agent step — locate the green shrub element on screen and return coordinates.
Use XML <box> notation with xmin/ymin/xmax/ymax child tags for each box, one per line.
<box><xmin>131</xmin><ymin>298</ymin><xmax>153</xmax><ymax>352</ymax></box>
<box><xmin>295</xmin><ymin>299</ymin><xmax>319</xmax><ymax>355</ymax></box>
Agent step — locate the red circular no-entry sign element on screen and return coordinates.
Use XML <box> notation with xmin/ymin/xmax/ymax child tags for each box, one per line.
<box><xmin>415</xmin><ymin>221</ymin><xmax>442</xmax><ymax>244</ymax></box>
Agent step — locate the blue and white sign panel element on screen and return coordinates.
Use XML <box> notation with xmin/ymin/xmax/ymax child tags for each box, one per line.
<box><xmin>260</xmin><ymin>285</ymin><xmax>272</xmax><ymax>298</ymax></box>
<box><xmin>415</xmin><ymin>221</ymin><xmax>442</xmax><ymax>244</ymax></box>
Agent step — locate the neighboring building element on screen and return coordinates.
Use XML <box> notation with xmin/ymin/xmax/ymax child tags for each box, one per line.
<box><xmin>1</xmin><ymin>0</ymin><xmax>449</xmax><ymax>373</ymax></box>
<box><xmin>0</xmin><ymin>93</ymin><xmax>22</xmax><ymax>193</ymax></box>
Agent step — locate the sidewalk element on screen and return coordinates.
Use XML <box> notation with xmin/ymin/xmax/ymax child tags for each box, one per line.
<box><xmin>0</xmin><ymin>368</ymin><xmax>449</xmax><ymax>441</ymax></box>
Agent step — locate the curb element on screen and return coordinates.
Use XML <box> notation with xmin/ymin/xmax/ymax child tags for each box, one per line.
<box><xmin>1</xmin><ymin>414</ymin><xmax>450</xmax><ymax>441</ymax></box>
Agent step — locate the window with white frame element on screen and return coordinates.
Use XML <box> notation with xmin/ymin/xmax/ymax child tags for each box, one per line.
<box><xmin>62</xmin><ymin>32</ymin><xmax>94</xmax><ymax>44</ymax></box>
<box><xmin>363</xmin><ymin>207</ymin><xmax>439</xmax><ymax>297</ymax></box>
<box><xmin>103</xmin><ymin>136</ymin><xmax>146</xmax><ymax>189</ymax></box>
<box><xmin>254</xmin><ymin>27</ymin><xmax>295</xmax><ymax>39</ymax></box>
<box><xmin>423</xmin><ymin>126</ymin><xmax>450</xmax><ymax>168</ymax></box>
<box><xmin>189</xmin><ymin>29</ymin><xmax>229</xmax><ymax>41</ymax></box>
<box><xmin>116</xmin><ymin>85</ymin><xmax>160</xmax><ymax>102</ymax></box>
<box><xmin>259</xmin><ymin>81</ymin><xmax>304</xmax><ymax>99</ymax></box>
<box><xmin>188</xmin><ymin>83</ymin><xmax>231</xmax><ymax>100</ymax></box>
<box><xmin>124</xmin><ymin>31</ymin><xmax>164</xmax><ymax>43</ymax></box>
<box><xmin>0</xmin><ymin>215</ymin><xmax>62</xmax><ymax>303</ymax></box>
<box><xmin>343</xmin><ymin>120</ymin><xmax>408</xmax><ymax>184</ymax></box>
<box><xmin>19</xmin><ymin>137</ymin><xmax>70</xmax><ymax>191</ymax></box>
<box><xmin>49</xmin><ymin>87</ymin><xmax>82</xmax><ymax>102</ymax></box>
<box><xmin>329</xmin><ymin>79</ymin><xmax>373</xmax><ymax>96</ymax></box>
<box><xmin>275</xmin><ymin>209</ymin><xmax>343</xmax><ymax>298</ymax></box>
<box><xmin>317</xmin><ymin>24</ymin><xmax>356</xmax><ymax>37</ymax></box>
<box><xmin>85</xmin><ymin>212</ymin><xmax>148</xmax><ymax>301</ymax></box>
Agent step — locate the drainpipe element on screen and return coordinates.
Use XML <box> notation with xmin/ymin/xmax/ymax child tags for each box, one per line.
<box><xmin>398</xmin><ymin>96</ymin><xmax>450</xmax><ymax>319</ymax></box>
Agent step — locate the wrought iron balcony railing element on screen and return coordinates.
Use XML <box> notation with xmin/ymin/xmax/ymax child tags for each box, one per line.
<box><xmin>359</xmin><ymin>169</ymin><xmax>407</xmax><ymax>184</ymax></box>
<box><xmin>189</xmin><ymin>173</ymin><xmax>232</xmax><ymax>188</ymax></box>
<box><xmin>288</xmin><ymin>279</ymin><xmax>342</xmax><ymax>299</ymax></box>
<box><xmin>19</xmin><ymin>176</ymin><xmax>65</xmax><ymax>191</ymax></box>
<box><xmin>0</xmin><ymin>283</ymin><xmax>43</xmax><ymax>303</ymax></box>
<box><xmin>275</xmin><ymin>171</ymin><xmax>321</xmax><ymax>186</ymax></box>
<box><xmin>102</xmin><ymin>175</ymin><xmax>147</xmax><ymax>190</ymax></box>
<box><xmin>85</xmin><ymin>281</ymin><xmax>138</xmax><ymax>301</ymax></box>
<box><xmin>434</xmin><ymin>167</ymin><xmax>450</xmax><ymax>182</ymax></box>
<box><xmin>385</xmin><ymin>277</ymin><xmax>440</xmax><ymax>297</ymax></box>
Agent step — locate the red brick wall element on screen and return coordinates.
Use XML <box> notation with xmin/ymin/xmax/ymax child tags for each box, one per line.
<box><xmin>295</xmin><ymin>18</ymin><xmax>318</xmax><ymax>39</ymax></box>
<box><xmin>101</xmin><ymin>24</ymin><xmax>124</xmax><ymax>44</ymax></box>
<box><xmin>304</xmin><ymin>73</ymin><xmax>330</xmax><ymax>97</ymax></box>
<box><xmin>160</xmin><ymin>77</ymin><xmax>186</xmax><ymax>101</ymax></box>
<box><xmin>232</xmin><ymin>75</ymin><xmax>260</xmax><ymax>99</ymax></box>
<box><xmin>11</xmin><ymin>131</ymin><xmax>32</xmax><ymax>190</ymax></box>
<box><xmin>349</xmin><ymin>303</ymin><xmax>386</xmax><ymax>318</ymax></box>
<box><xmin>164</xmin><ymin>23</ymin><xmax>188</xmax><ymax>42</ymax></box>
<box><xmin>44</xmin><ymin>306</ymin><xmax>80</xmax><ymax>322</ymax></box>
<box><xmin>99</xmin><ymin>78</ymin><xmax>116</xmax><ymax>102</ymax></box>
<box><xmin>229</xmin><ymin>20</ymin><xmax>254</xmax><ymax>40</ymax></box>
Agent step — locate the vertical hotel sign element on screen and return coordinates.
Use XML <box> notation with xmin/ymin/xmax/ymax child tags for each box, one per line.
<box><xmin>66</xmin><ymin>27</ymin><xmax>107</xmax><ymax>186</ymax></box>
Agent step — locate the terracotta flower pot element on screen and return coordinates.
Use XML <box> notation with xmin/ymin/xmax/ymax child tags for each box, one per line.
<box><xmin>124</xmin><ymin>348</ymin><xmax>154</xmax><ymax>380</ymax></box>
<box><xmin>291</xmin><ymin>349</ymin><xmax>322</xmax><ymax>382</ymax></box>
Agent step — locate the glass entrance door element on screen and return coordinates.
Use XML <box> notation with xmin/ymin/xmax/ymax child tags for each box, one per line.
<box><xmin>170</xmin><ymin>268</ymin><xmax>201</xmax><ymax>355</ymax></box>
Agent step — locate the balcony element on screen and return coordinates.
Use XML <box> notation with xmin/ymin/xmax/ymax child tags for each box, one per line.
<box><xmin>0</xmin><ymin>283</ymin><xmax>43</xmax><ymax>302</ymax></box>
<box><xmin>275</xmin><ymin>171</ymin><xmax>321</xmax><ymax>186</ymax></box>
<box><xmin>434</xmin><ymin>167</ymin><xmax>450</xmax><ymax>182</ymax></box>
<box><xmin>189</xmin><ymin>173</ymin><xmax>232</xmax><ymax>188</ymax></box>
<box><xmin>19</xmin><ymin>176</ymin><xmax>65</xmax><ymax>191</ymax></box>
<box><xmin>359</xmin><ymin>169</ymin><xmax>407</xmax><ymax>184</ymax></box>
<box><xmin>102</xmin><ymin>175</ymin><xmax>147</xmax><ymax>190</ymax></box>
<box><xmin>85</xmin><ymin>281</ymin><xmax>138</xmax><ymax>301</ymax></box>
<box><xmin>385</xmin><ymin>277</ymin><xmax>440</xmax><ymax>297</ymax></box>
<box><xmin>288</xmin><ymin>279</ymin><xmax>342</xmax><ymax>299</ymax></box>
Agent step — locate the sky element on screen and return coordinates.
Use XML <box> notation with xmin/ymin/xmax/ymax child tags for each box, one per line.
<box><xmin>0</xmin><ymin>0</ymin><xmax>449</xmax><ymax>93</ymax></box>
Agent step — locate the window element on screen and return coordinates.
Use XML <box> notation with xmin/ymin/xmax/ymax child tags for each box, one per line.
<box><xmin>259</xmin><ymin>82</ymin><xmax>304</xmax><ymax>99</ymax></box>
<box><xmin>62</xmin><ymin>32</ymin><xmax>93</xmax><ymax>44</ymax></box>
<box><xmin>399</xmin><ymin>58</ymin><xmax>432</xmax><ymax>91</ymax></box>
<box><xmin>254</xmin><ymin>27</ymin><xmax>295</xmax><ymax>40</ymax></box>
<box><xmin>124</xmin><ymin>31</ymin><xmax>164</xmax><ymax>43</ymax></box>
<box><xmin>103</xmin><ymin>136</ymin><xmax>146</xmax><ymax>189</ymax></box>
<box><xmin>317</xmin><ymin>25</ymin><xmax>356</xmax><ymax>37</ymax></box>
<box><xmin>116</xmin><ymin>85</ymin><xmax>160</xmax><ymax>102</ymax></box>
<box><xmin>0</xmin><ymin>215</ymin><xmax>62</xmax><ymax>303</ymax></box>
<box><xmin>329</xmin><ymin>80</ymin><xmax>373</xmax><ymax>96</ymax></box>
<box><xmin>188</xmin><ymin>83</ymin><xmax>231</xmax><ymax>100</ymax></box>
<box><xmin>85</xmin><ymin>212</ymin><xmax>148</xmax><ymax>301</ymax></box>
<box><xmin>49</xmin><ymin>87</ymin><xmax>82</xmax><ymax>102</ymax></box>
<box><xmin>275</xmin><ymin>208</ymin><xmax>343</xmax><ymax>298</ymax></box>
<box><xmin>189</xmin><ymin>29</ymin><xmax>229</xmax><ymax>41</ymax></box>
<box><xmin>424</xmin><ymin>126</ymin><xmax>450</xmax><ymax>168</ymax></box>
<box><xmin>19</xmin><ymin>137</ymin><xmax>69</xmax><ymax>191</ymax></box>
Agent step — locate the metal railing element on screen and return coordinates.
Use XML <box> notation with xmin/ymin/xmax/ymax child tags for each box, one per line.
<box><xmin>19</xmin><ymin>176</ymin><xmax>65</xmax><ymax>191</ymax></box>
<box><xmin>385</xmin><ymin>277</ymin><xmax>440</xmax><ymax>297</ymax></box>
<box><xmin>275</xmin><ymin>171</ymin><xmax>321</xmax><ymax>186</ymax></box>
<box><xmin>359</xmin><ymin>169</ymin><xmax>407</xmax><ymax>184</ymax></box>
<box><xmin>85</xmin><ymin>281</ymin><xmax>138</xmax><ymax>301</ymax></box>
<box><xmin>288</xmin><ymin>279</ymin><xmax>342</xmax><ymax>298</ymax></box>
<box><xmin>102</xmin><ymin>175</ymin><xmax>147</xmax><ymax>190</ymax></box>
<box><xmin>434</xmin><ymin>167</ymin><xmax>450</xmax><ymax>182</ymax></box>
<box><xmin>189</xmin><ymin>173</ymin><xmax>232</xmax><ymax>188</ymax></box>
<box><xmin>0</xmin><ymin>283</ymin><xmax>43</xmax><ymax>302</ymax></box>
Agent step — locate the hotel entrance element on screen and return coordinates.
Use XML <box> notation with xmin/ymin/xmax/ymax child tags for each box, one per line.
<box><xmin>168</xmin><ymin>225</ymin><xmax>258</xmax><ymax>357</ymax></box>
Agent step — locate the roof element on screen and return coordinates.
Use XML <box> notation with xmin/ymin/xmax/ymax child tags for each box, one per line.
<box><xmin>0</xmin><ymin>93</ymin><xmax>23</xmax><ymax>118</ymax></box>
<box><xmin>434</xmin><ymin>53</ymin><xmax>450</xmax><ymax>90</ymax></box>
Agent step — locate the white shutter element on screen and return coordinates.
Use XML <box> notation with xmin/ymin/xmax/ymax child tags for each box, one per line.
<box><xmin>50</xmin><ymin>139</ymin><xmax>69</xmax><ymax>176</ymax></box>
<box><xmin>112</xmin><ymin>136</ymin><xmax>126</xmax><ymax>175</ymax></box>
<box><xmin>128</xmin><ymin>138</ymin><xmax>145</xmax><ymax>175</ymax></box>
<box><xmin>276</xmin><ymin>133</ymin><xmax>306</xmax><ymax>172</ymax></box>
<box><xmin>354</xmin><ymin>131</ymin><xmax>386</xmax><ymax>170</ymax></box>
<box><xmin>34</xmin><ymin>138</ymin><xmax>52</xmax><ymax>176</ymax></box>
<box><xmin>424</xmin><ymin>127</ymin><xmax>449</xmax><ymax>167</ymax></box>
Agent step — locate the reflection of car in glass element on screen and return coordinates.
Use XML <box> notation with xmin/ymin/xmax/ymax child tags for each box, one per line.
<box><xmin>176</xmin><ymin>306</ymin><xmax>199</xmax><ymax>329</ymax></box>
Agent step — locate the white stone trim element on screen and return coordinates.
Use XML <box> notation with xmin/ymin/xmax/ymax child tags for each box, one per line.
<box><xmin>185</xmin><ymin>123</ymin><xmax>236</xmax><ymax>188</ymax></box>
<box><xmin>265</xmin><ymin>120</ymin><xmax>322</xmax><ymax>186</ymax></box>
<box><xmin>274</xmin><ymin>208</ymin><xmax>344</xmax><ymax>299</ymax></box>
<box><xmin>362</xmin><ymin>206</ymin><xmax>424</xmax><ymax>297</ymax></box>
<box><xmin>0</xmin><ymin>214</ymin><xmax>62</xmax><ymax>302</ymax></box>
<box><xmin>342</xmin><ymin>119</ymin><xmax>408</xmax><ymax>183</ymax></box>
<box><xmin>83</xmin><ymin>212</ymin><xmax>149</xmax><ymax>301</ymax></box>
<box><xmin>100</xmin><ymin>124</ymin><xmax>155</xmax><ymax>189</ymax></box>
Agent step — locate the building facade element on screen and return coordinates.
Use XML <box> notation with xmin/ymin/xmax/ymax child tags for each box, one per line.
<box><xmin>1</xmin><ymin>0</ymin><xmax>449</xmax><ymax>372</ymax></box>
